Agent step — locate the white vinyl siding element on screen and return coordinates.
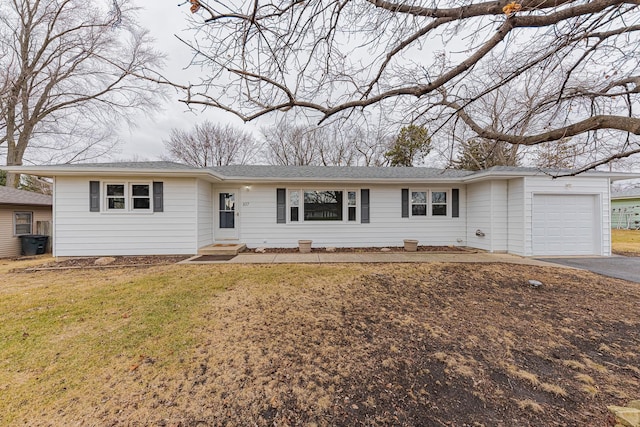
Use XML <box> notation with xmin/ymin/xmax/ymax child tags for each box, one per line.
<box><xmin>507</xmin><ymin>178</ymin><xmax>525</xmax><ymax>256</ymax></box>
<box><xmin>0</xmin><ymin>205</ymin><xmax>52</xmax><ymax>258</ymax></box>
<box><xmin>196</xmin><ymin>180</ymin><xmax>214</xmax><ymax>249</ymax></box>
<box><xmin>236</xmin><ymin>184</ymin><xmax>467</xmax><ymax>248</ymax></box>
<box><xmin>465</xmin><ymin>181</ymin><xmax>508</xmax><ymax>252</ymax></box>
<box><xmin>53</xmin><ymin>176</ymin><xmax>197</xmax><ymax>256</ymax></box>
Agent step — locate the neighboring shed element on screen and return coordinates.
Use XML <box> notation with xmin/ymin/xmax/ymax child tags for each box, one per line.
<box><xmin>611</xmin><ymin>188</ymin><xmax>640</xmax><ymax>229</ymax></box>
<box><xmin>0</xmin><ymin>186</ymin><xmax>53</xmax><ymax>257</ymax></box>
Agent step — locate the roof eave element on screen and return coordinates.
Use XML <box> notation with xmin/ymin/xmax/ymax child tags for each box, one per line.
<box><xmin>218</xmin><ymin>176</ymin><xmax>469</xmax><ymax>184</ymax></box>
<box><xmin>0</xmin><ymin>202</ymin><xmax>52</xmax><ymax>206</ymax></box>
<box><xmin>612</xmin><ymin>195</ymin><xmax>640</xmax><ymax>200</ymax></box>
<box><xmin>1</xmin><ymin>166</ymin><xmax>224</xmax><ymax>182</ymax></box>
<box><xmin>462</xmin><ymin>169</ymin><xmax>640</xmax><ymax>183</ymax></box>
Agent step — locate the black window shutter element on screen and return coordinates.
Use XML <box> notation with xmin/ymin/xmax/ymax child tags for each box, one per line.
<box><xmin>153</xmin><ymin>182</ymin><xmax>164</xmax><ymax>212</ymax></box>
<box><xmin>452</xmin><ymin>188</ymin><xmax>459</xmax><ymax>218</ymax></box>
<box><xmin>89</xmin><ymin>181</ymin><xmax>100</xmax><ymax>212</ymax></box>
<box><xmin>361</xmin><ymin>189</ymin><xmax>370</xmax><ymax>224</ymax></box>
<box><xmin>401</xmin><ymin>188</ymin><xmax>409</xmax><ymax>218</ymax></box>
<box><xmin>276</xmin><ymin>188</ymin><xmax>286</xmax><ymax>223</ymax></box>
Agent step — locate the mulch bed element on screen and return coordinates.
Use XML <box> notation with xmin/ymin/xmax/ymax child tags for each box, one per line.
<box><xmin>21</xmin><ymin>255</ymin><xmax>190</xmax><ymax>271</ymax></box>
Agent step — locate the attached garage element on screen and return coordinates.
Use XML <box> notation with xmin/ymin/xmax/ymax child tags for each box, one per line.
<box><xmin>532</xmin><ymin>194</ymin><xmax>600</xmax><ymax>256</ymax></box>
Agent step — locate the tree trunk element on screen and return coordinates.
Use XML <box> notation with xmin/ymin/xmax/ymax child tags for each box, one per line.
<box><xmin>5</xmin><ymin>172</ymin><xmax>20</xmax><ymax>188</ymax></box>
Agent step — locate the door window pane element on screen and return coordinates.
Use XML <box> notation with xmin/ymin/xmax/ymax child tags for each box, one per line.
<box><xmin>220</xmin><ymin>193</ymin><xmax>235</xmax><ymax>228</ymax></box>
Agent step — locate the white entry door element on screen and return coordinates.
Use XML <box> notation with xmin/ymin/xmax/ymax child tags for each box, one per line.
<box><xmin>532</xmin><ymin>194</ymin><xmax>600</xmax><ymax>256</ymax></box>
<box><xmin>216</xmin><ymin>190</ymin><xmax>239</xmax><ymax>240</ymax></box>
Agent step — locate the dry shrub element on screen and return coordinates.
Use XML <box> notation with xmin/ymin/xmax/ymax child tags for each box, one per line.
<box><xmin>517</xmin><ymin>399</ymin><xmax>544</xmax><ymax>413</ymax></box>
<box><xmin>506</xmin><ymin>364</ymin><xmax>540</xmax><ymax>387</ymax></box>
<box><xmin>541</xmin><ymin>383</ymin><xmax>568</xmax><ymax>397</ymax></box>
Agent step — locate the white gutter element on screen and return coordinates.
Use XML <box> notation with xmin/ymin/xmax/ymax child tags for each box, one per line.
<box><xmin>1</xmin><ymin>166</ymin><xmax>225</xmax><ymax>182</ymax></box>
<box><xmin>4</xmin><ymin>165</ymin><xmax>638</xmax><ymax>184</ymax></box>
<box><xmin>215</xmin><ymin>176</ymin><xmax>470</xmax><ymax>184</ymax></box>
<box><xmin>461</xmin><ymin>169</ymin><xmax>640</xmax><ymax>183</ymax></box>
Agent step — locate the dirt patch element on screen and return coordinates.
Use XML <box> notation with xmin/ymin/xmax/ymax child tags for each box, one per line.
<box><xmin>612</xmin><ymin>250</ymin><xmax>640</xmax><ymax>257</ymax></box>
<box><xmin>18</xmin><ymin>255</ymin><xmax>190</xmax><ymax>271</ymax></box>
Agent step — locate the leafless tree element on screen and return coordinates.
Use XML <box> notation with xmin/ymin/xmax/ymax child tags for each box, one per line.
<box><xmin>533</xmin><ymin>138</ymin><xmax>584</xmax><ymax>169</ymax></box>
<box><xmin>351</xmin><ymin>127</ymin><xmax>393</xmax><ymax>167</ymax></box>
<box><xmin>164</xmin><ymin>121</ymin><xmax>260</xmax><ymax>166</ymax></box>
<box><xmin>451</xmin><ymin>139</ymin><xmax>520</xmax><ymax>170</ymax></box>
<box><xmin>170</xmin><ymin>0</ymin><xmax>640</xmax><ymax>173</ymax></box>
<box><xmin>262</xmin><ymin>119</ymin><xmax>390</xmax><ymax>166</ymax></box>
<box><xmin>315</xmin><ymin>125</ymin><xmax>359</xmax><ymax>166</ymax></box>
<box><xmin>0</xmin><ymin>0</ymin><xmax>164</xmax><ymax>186</ymax></box>
<box><xmin>262</xmin><ymin>121</ymin><xmax>321</xmax><ymax>166</ymax></box>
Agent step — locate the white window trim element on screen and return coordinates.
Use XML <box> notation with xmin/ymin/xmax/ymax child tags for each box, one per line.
<box><xmin>286</xmin><ymin>188</ymin><xmax>360</xmax><ymax>224</ymax></box>
<box><xmin>14</xmin><ymin>211</ymin><xmax>33</xmax><ymax>236</ymax></box>
<box><xmin>105</xmin><ymin>182</ymin><xmax>127</xmax><ymax>212</ymax></box>
<box><xmin>103</xmin><ymin>181</ymin><xmax>153</xmax><ymax>213</ymax></box>
<box><xmin>130</xmin><ymin>182</ymin><xmax>152</xmax><ymax>212</ymax></box>
<box><xmin>410</xmin><ymin>188</ymin><xmax>451</xmax><ymax>218</ymax></box>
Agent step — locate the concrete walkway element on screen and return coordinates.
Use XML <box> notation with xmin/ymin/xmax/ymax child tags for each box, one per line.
<box><xmin>181</xmin><ymin>251</ymin><xmax>563</xmax><ymax>267</ymax></box>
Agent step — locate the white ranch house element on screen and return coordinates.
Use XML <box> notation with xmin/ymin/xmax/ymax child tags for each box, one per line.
<box><xmin>5</xmin><ymin>162</ymin><xmax>637</xmax><ymax>257</ymax></box>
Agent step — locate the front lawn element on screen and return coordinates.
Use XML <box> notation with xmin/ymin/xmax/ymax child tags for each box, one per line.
<box><xmin>612</xmin><ymin>229</ymin><xmax>640</xmax><ymax>256</ymax></box>
<box><xmin>1</xmin><ymin>262</ymin><xmax>638</xmax><ymax>426</ymax></box>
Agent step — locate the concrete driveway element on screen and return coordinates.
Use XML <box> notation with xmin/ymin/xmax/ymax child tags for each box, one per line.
<box><xmin>536</xmin><ymin>256</ymin><xmax>640</xmax><ymax>283</ymax></box>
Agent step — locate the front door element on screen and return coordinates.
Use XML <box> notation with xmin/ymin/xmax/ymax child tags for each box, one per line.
<box><xmin>216</xmin><ymin>190</ymin><xmax>239</xmax><ymax>240</ymax></box>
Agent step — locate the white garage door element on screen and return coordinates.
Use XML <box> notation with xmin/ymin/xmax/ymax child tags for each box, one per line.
<box><xmin>532</xmin><ymin>194</ymin><xmax>600</xmax><ymax>256</ymax></box>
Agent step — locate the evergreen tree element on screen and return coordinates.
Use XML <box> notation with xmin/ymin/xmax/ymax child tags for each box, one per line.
<box><xmin>385</xmin><ymin>125</ymin><xmax>431</xmax><ymax>167</ymax></box>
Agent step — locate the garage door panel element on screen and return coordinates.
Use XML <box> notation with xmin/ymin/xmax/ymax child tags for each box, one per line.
<box><xmin>532</xmin><ymin>194</ymin><xmax>599</xmax><ymax>256</ymax></box>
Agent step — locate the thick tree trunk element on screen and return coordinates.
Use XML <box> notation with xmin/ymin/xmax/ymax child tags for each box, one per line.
<box><xmin>5</xmin><ymin>131</ymin><xmax>24</xmax><ymax>188</ymax></box>
<box><xmin>5</xmin><ymin>172</ymin><xmax>20</xmax><ymax>188</ymax></box>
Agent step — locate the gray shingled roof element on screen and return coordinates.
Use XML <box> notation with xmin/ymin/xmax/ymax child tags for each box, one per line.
<box><xmin>0</xmin><ymin>186</ymin><xmax>52</xmax><ymax>206</ymax></box>
<box><xmin>4</xmin><ymin>161</ymin><xmax>638</xmax><ymax>182</ymax></box>
<box><xmin>55</xmin><ymin>161</ymin><xmax>197</xmax><ymax>170</ymax></box>
<box><xmin>612</xmin><ymin>188</ymin><xmax>640</xmax><ymax>199</ymax></box>
<box><xmin>209</xmin><ymin>165</ymin><xmax>474</xmax><ymax>180</ymax></box>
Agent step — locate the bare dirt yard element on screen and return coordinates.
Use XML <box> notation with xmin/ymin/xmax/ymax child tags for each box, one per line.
<box><xmin>1</xmin><ymin>260</ymin><xmax>638</xmax><ymax>426</ymax></box>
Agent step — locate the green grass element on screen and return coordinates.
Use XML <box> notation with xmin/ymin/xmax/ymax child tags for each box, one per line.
<box><xmin>0</xmin><ymin>264</ymin><xmax>352</xmax><ymax>424</ymax></box>
<box><xmin>0</xmin><ymin>266</ymin><xmax>224</xmax><ymax>422</ymax></box>
<box><xmin>611</xmin><ymin>229</ymin><xmax>640</xmax><ymax>255</ymax></box>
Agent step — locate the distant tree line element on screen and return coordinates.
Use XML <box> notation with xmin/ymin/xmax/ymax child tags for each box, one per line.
<box><xmin>163</xmin><ymin>120</ymin><xmax>586</xmax><ymax>170</ymax></box>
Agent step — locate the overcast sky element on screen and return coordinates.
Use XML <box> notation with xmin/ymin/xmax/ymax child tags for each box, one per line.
<box><xmin>115</xmin><ymin>1</ymin><xmax>260</xmax><ymax>161</ymax></box>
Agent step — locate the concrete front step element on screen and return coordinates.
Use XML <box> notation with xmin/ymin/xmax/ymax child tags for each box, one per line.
<box><xmin>198</xmin><ymin>243</ymin><xmax>246</xmax><ymax>256</ymax></box>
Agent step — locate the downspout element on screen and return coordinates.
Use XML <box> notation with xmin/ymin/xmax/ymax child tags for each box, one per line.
<box><xmin>52</xmin><ymin>177</ymin><xmax>57</xmax><ymax>259</ymax></box>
